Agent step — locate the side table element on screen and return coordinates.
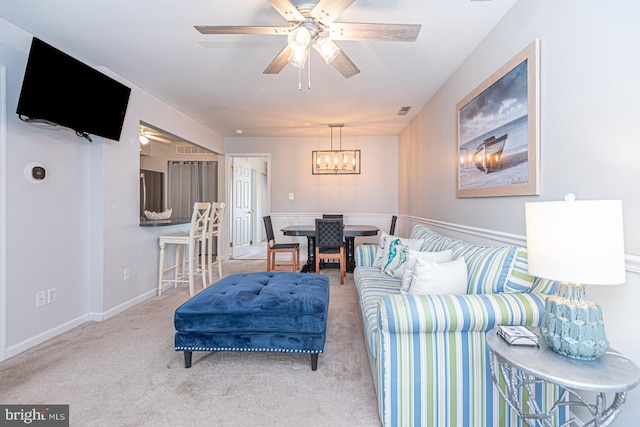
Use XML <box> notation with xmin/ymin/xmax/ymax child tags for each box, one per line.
<box><xmin>486</xmin><ymin>327</ymin><xmax>640</xmax><ymax>426</ymax></box>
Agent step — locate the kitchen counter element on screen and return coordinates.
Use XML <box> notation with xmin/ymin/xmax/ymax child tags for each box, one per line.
<box><xmin>139</xmin><ymin>217</ymin><xmax>191</xmax><ymax>227</ymax></box>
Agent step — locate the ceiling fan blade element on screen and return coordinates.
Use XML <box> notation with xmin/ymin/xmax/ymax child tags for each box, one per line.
<box><xmin>195</xmin><ymin>25</ymin><xmax>290</xmax><ymax>35</ymax></box>
<box><xmin>263</xmin><ymin>44</ymin><xmax>293</xmax><ymax>74</ymax></box>
<box><xmin>330</xmin><ymin>23</ymin><xmax>421</xmax><ymax>41</ymax></box>
<box><xmin>330</xmin><ymin>50</ymin><xmax>360</xmax><ymax>79</ymax></box>
<box><xmin>310</xmin><ymin>0</ymin><xmax>355</xmax><ymax>25</ymax></box>
<box><xmin>268</xmin><ymin>0</ymin><xmax>305</xmax><ymax>22</ymax></box>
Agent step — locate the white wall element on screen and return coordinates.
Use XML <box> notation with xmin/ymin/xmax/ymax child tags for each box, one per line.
<box><xmin>225</xmin><ymin>136</ymin><xmax>398</xmax><ymax>259</ymax></box>
<box><xmin>226</xmin><ymin>135</ymin><xmax>398</xmax><ymax>215</ymax></box>
<box><xmin>0</xmin><ymin>18</ymin><xmax>224</xmax><ymax>359</ymax></box>
<box><xmin>399</xmin><ymin>1</ymin><xmax>640</xmax><ymax>424</ymax></box>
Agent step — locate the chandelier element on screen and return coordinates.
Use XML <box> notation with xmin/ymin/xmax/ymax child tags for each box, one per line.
<box><xmin>312</xmin><ymin>124</ymin><xmax>361</xmax><ymax>175</ymax></box>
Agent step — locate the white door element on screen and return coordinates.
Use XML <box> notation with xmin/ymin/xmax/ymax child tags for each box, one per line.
<box><xmin>231</xmin><ymin>157</ymin><xmax>252</xmax><ymax>258</ymax></box>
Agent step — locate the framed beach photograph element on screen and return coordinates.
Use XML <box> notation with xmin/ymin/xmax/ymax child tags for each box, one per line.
<box><xmin>456</xmin><ymin>40</ymin><xmax>540</xmax><ymax>198</ymax></box>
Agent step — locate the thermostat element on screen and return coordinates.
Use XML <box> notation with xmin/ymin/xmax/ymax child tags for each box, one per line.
<box><xmin>24</xmin><ymin>162</ymin><xmax>47</xmax><ymax>183</ymax></box>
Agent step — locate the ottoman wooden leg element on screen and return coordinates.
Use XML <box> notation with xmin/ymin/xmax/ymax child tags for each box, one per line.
<box><xmin>311</xmin><ymin>354</ymin><xmax>318</xmax><ymax>371</ymax></box>
<box><xmin>184</xmin><ymin>351</ymin><xmax>192</xmax><ymax>368</ymax></box>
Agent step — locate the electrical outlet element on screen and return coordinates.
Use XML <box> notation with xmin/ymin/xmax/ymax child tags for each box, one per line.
<box><xmin>36</xmin><ymin>291</ymin><xmax>46</xmax><ymax>308</ymax></box>
<box><xmin>288</xmin><ymin>193</ymin><xmax>294</xmax><ymax>200</ymax></box>
<box><xmin>47</xmin><ymin>288</ymin><xmax>56</xmax><ymax>304</ymax></box>
<box><xmin>123</xmin><ymin>268</ymin><xmax>130</xmax><ymax>281</ymax></box>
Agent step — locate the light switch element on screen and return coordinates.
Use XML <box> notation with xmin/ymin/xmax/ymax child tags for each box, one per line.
<box><xmin>288</xmin><ymin>193</ymin><xmax>295</xmax><ymax>200</ymax></box>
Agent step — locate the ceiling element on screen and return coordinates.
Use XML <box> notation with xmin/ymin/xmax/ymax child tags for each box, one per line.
<box><xmin>0</xmin><ymin>0</ymin><xmax>517</xmax><ymax>138</ymax></box>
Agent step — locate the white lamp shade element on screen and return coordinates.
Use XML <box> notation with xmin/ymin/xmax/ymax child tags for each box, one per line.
<box><xmin>525</xmin><ymin>200</ymin><xmax>626</xmax><ymax>285</ymax></box>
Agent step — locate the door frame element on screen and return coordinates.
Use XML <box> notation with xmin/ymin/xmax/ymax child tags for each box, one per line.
<box><xmin>1</xmin><ymin>65</ymin><xmax>7</xmax><ymax>361</ymax></box>
<box><xmin>224</xmin><ymin>153</ymin><xmax>271</xmax><ymax>260</ymax></box>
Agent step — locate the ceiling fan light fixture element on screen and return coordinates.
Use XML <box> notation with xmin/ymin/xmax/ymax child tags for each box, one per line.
<box><xmin>287</xmin><ymin>47</ymin><xmax>308</xmax><ymax>69</ymax></box>
<box><xmin>313</xmin><ymin>37</ymin><xmax>340</xmax><ymax>64</ymax></box>
<box><xmin>287</xmin><ymin>27</ymin><xmax>311</xmax><ymax>52</ymax></box>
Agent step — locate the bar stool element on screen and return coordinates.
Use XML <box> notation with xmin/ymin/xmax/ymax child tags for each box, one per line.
<box><xmin>206</xmin><ymin>202</ymin><xmax>225</xmax><ymax>284</ymax></box>
<box><xmin>158</xmin><ymin>202</ymin><xmax>211</xmax><ymax>296</ymax></box>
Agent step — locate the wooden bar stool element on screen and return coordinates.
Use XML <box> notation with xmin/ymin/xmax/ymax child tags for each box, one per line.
<box><xmin>158</xmin><ymin>202</ymin><xmax>210</xmax><ymax>296</ymax></box>
<box><xmin>206</xmin><ymin>202</ymin><xmax>225</xmax><ymax>284</ymax></box>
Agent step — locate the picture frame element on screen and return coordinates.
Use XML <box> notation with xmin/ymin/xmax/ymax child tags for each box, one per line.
<box><xmin>456</xmin><ymin>40</ymin><xmax>540</xmax><ymax>198</ymax></box>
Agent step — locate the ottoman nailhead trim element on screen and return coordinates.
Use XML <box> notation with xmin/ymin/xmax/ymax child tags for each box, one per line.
<box><xmin>175</xmin><ymin>346</ymin><xmax>323</xmax><ymax>354</ymax></box>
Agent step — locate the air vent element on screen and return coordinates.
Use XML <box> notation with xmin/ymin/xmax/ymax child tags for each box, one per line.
<box><xmin>397</xmin><ymin>106</ymin><xmax>412</xmax><ymax>116</ymax></box>
<box><xmin>176</xmin><ymin>145</ymin><xmax>213</xmax><ymax>155</ymax></box>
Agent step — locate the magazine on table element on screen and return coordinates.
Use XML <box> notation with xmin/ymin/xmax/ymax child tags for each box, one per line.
<box><xmin>497</xmin><ymin>325</ymin><xmax>539</xmax><ymax>347</ymax></box>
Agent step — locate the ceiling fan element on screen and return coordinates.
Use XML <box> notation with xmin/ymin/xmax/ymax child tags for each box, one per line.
<box><xmin>195</xmin><ymin>0</ymin><xmax>421</xmax><ymax>79</ymax></box>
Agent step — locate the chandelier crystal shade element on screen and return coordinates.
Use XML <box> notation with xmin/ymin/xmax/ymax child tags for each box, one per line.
<box><xmin>312</xmin><ymin>124</ymin><xmax>360</xmax><ymax>175</ymax></box>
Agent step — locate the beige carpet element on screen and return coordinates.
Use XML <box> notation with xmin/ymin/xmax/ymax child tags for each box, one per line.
<box><xmin>0</xmin><ymin>260</ymin><xmax>380</xmax><ymax>427</ymax></box>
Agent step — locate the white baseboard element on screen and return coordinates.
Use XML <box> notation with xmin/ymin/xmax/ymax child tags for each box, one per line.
<box><xmin>4</xmin><ymin>288</ymin><xmax>158</xmax><ymax>361</ymax></box>
<box><xmin>4</xmin><ymin>313</ymin><xmax>89</xmax><ymax>360</ymax></box>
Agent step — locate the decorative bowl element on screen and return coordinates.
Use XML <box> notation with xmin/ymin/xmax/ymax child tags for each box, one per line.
<box><xmin>144</xmin><ymin>209</ymin><xmax>172</xmax><ymax>220</ymax></box>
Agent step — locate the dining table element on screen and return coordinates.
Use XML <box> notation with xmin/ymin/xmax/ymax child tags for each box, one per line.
<box><xmin>281</xmin><ymin>224</ymin><xmax>379</xmax><ymax>273</ymax></box>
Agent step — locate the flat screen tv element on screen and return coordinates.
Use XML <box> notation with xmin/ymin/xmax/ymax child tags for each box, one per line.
<box><xmin>16</xmin><ymin>37</ymin><xmax>131</xmax><ymax>142</ymax></box>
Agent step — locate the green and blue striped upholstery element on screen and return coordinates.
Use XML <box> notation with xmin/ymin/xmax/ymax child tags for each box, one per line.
<box><xmin>376</xmin><ymin>293</ymin><xmax>565</xmax><ymax>427</ymax></box>
<box><xmin>354</xmin><ymin>225</ymin><xmax>564</xmax><ymax>427</ymax></box>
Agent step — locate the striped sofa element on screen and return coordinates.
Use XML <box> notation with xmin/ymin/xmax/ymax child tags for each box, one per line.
<box><xmin>354</xmin><ymin>225</ymin><xmax>567</xmax><ymax>427</ymax></box>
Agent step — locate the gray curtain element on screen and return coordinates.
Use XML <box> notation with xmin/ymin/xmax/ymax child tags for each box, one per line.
<box><xmin>167</xmin><ymin>161</ymin><xmax>218</xmax><ymax>218</ymax></box>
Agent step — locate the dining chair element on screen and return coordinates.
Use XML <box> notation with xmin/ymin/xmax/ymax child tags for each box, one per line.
<box><xmin>158</xmin><ymin>202</ymin><xmax>211</xmax><ymax>296</ymax></box>
<box><xmin>389</xmin><ymin>215</ymin><xmax>398</xmax><ymax>235</ymax></box>
<box><xmin>263</xmin><ymin>215</ymin><xmax>300</xmax><ymax>272</ymax></box>
<box><xmin>206</xmin><ymin>202</ymin><xmax>225</xmax><ymax>284</ymax></box>
<box><xmin>315</xmin><ymin>218</ymin><xmax>346</xmax><ymax>284</ymax></box>
<box><xmin>322</xmin><ymin>214</ymin><xmax>344</xmax><ymax>220</ymax></box>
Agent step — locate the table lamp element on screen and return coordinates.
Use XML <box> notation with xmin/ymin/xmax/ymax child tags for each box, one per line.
<box><xmin>525</xmin><ymin>194</ymin><xmax>626</xmax><ymax>360</ymax></box>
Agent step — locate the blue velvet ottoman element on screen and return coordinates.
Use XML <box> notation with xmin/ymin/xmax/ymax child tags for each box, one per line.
<box><xmin>174</xmin><ymin>272</ymin><xmax>330</xmax><ymax>370</ymax></box>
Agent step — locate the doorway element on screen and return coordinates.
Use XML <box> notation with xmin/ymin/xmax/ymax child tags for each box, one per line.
<box><xmin>227</xmin><ymin>154</ymin><xmax>270</xmax><ymax>260</ymax></box>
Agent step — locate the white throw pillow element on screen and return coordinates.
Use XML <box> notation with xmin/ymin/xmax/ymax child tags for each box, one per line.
<box><xmin>400</xmin><ymin>249</ymin><xmax>453</xmax><ymax>294</ymax></box>
<box><xmin>372</xmin><ymin>232</ymin><xmax>391</xmax><ymax>268</ymax></box>
<box><xmin>408</xmin><ymin>256</ymin><xmax>468</xmax><ymax>295</ymax></box>
<box><xmin>381</xmin><ymin>237</ymin><xmax>424</xmax><ymax>278</ymax></box>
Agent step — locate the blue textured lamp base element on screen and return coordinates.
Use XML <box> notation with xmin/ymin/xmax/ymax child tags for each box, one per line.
<box><xmin>541</xmin><ymin>282</ymin><xmax>609</xmax><ymax>360</ymax></box>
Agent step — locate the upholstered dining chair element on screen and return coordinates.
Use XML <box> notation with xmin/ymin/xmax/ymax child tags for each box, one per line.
<box><xmin>206</xmin><ymin>202</ymin><xmax>225</xmax><ymax>284</ymax></box>
<box><xmin>389</xmin><ymin>215</ymin><xmax>398</xmax><ymax>235</ymax></box>
<box><xmin>158</xmin><ymin>202</ymin><xmax>211</xmax><ymax>296</ymax></box>
<box><xmin>263</xmin><ymin>215</ymin><xmax>300</xmax><ymax>272</ymax></box>
<box><xmin>322</xmin><ymin>214</ymin><xmax>343</xmax><ymax>220</ymax></box>
<box><xmin>315</xmin><ymin>218</ymin><xmax>346</xmax><ymax>284</ymax></box>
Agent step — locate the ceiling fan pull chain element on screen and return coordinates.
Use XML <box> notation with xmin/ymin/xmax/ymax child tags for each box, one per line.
<box><xmin>298</xmin><ymin>65</ymin><xmax>302</xmax><ymax>91</ymax></box>
<box><xmin>308</xmin><ymin>48</ymin><xmax>312</xmax><ymax>90</ymax></box>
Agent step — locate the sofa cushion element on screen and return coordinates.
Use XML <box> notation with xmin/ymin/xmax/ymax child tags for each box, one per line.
<box><xmin>531</xmin><ymin>276</ymin><xmax>557</xmax><ymax>294</ymax></box>
<box><xmin>400</xmin><ymin>249</ymin><xmax>453</xmax><ymax>293</ymax></box>
<box><xmin>408</xmin><ymin>256</ymin><xmax>468</xmax><ymax>295</ymax></box>
<box><xmin>504</xmin><ymin>247</ymin><xmax>536</xmax><ymax>292</ymax></box>
<box><xmin>410</xmin><ymin>225</ymin><xmax>518</xmax><ymax>294</ymax></box>
<box><xmin>381</xmin><ymin>236</ymin><xmax>424</xmax><ymax>278</ymax></box>
<box><xmin>354</xmin><ymin>267</ymin><xmax>401</xmax><ymax>358</ymax></box>
<box><xmin>372</xmin><ymin>231</ymin><xmax>391</xmax><ymax>267</ymax></box>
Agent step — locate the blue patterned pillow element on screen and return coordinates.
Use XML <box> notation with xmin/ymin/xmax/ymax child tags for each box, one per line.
<box><xmin>372</xmin><ymin>232</ymin><xmax>391</xmax><ymax>268</ymax></box>
<box><xmin>381</xmin><ymin>237</ymin><xmax>424</xmax><ymax>278</ymax></box>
